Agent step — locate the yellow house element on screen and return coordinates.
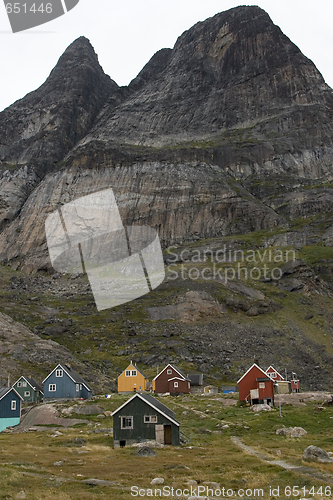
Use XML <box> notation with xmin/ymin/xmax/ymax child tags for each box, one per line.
<box><xmin>117</xmin><ymin>363</ymin><xmax>149</xmax><ymax>393</ymax></box>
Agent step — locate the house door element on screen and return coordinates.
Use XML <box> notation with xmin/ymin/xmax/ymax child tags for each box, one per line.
<box><xmin>164</xmin><ymin>425</ymin><xmax>172</xmax><ymax>445</ymax></box>
<box><xmin>155</xmin><ymin>425</ymin><xmax>164</xmax><ymax>444</ymax></box>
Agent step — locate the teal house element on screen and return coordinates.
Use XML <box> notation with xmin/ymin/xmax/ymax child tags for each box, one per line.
<box><xmin>0</xmin><ymin>387</ymin><xmax>22</xmax><ymax>432</ymax></box>
<box><xmin>12</xmin><ymin>376</ymin><xmax>44</xmax><ymax>403</ymax></box>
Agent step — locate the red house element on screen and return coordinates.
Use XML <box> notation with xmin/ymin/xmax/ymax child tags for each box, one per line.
<box><xmin>266</xmin><ymin>366</ymin><xmax>285</xmax><ymax>381</ymax></box>
<box><xmin>237</xmin><ymin>364</ymin><xmax>275</xmax><ymax>405</ymax></box>
<box><xmin>152</xmin><ymin>364</ymin><xmax>190</xmax><ymax>395</ymax></box>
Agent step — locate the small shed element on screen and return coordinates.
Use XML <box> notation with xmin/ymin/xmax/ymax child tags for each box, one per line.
<box><xmin>188</xmin><ymin>373</ymin><xmax>204</xmax><ymax>394</ymax></box>
<box><xmin>204</xmin><ymin>385</ymin><xmax>218</xmax><ymax>394</ymax></box>
<box><xmin>112</xmin><ymin>393</ymin><xmax>180</xmax><ymax>447</ymax></box>
<box><xmin>117</xmin><ymin>363</ymin><xmax>149</xmax><ymax>393</ymax></box>
<box><xmin>43</xmin><ymin>364</ymin><xmax>93</xmax><ymax>399</ymax></box>
<box><xmin>290</xmin><ymin>379</ymin><xmax>300</xmax><ymax>392</ymax></box>
<box><xmin>152</xmin><ymin>364</ymin><xmax>190</xmax><ymax>394</ymax></box>
<box><xmin>13</xmin><ymin>376</ymin><xmax>44</xmax><ymax>403</ymax></box>
<box><xmin>0</xmin><ymin>387</ymin><xmax>23</xmax><ymax>432</ymax></box>
<box><xmin>238</xmin><ymin>364</ymin><xmax>274</xmax><ymax>405</ymax></box>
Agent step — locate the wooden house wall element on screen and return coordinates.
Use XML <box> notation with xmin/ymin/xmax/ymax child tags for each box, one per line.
<box><xmin>113</xmin><ymin>397</ymin><xmax>179</xmax><ymax>446</ymax></box>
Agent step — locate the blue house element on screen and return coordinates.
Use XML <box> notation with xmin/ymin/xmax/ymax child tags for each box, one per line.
<box><xmin>43</xmin><ymin>364</ymin><xmax>93</xmax><ymax>400</ymax></box>
<box><xmin>0</xmin><ymin>387</ymin><xmax>23</xmax><ymax>432</ymax></box>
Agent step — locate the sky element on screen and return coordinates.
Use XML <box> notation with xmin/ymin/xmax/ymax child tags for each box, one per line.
<box><xmin>0</xmin><ymin>0</ymin><xmax>332</xmax><ymax>112</ymax></box>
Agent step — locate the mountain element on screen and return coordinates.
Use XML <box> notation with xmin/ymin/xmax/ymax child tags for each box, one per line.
<box><xmin>0</xmin><ymin>36</ymin><xmax>118</xmax><ymax>232</ymax></box>
<box><xmin>0</xmin><ymin>6</ymin><xmax>333</xmax><ymax>390</ymax></box>
<box><xmin>1</xmin><ymin>6</ymin><xmax>333</xmax><ymax>271</ymax></box>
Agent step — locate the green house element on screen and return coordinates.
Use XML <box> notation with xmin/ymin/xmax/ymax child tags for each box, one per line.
<box><xmin>12</xmin><ymin>376</ymin><xmax>44</xmax><ymax>403</ymax></box>
<box><xmin>112</xmin><ymin>393</ymin><xmax>180</xmax><ymax>448</ymax></box>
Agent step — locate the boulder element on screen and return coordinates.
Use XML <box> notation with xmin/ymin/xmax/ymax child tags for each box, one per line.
<box><xmin>303</xmin><ymin>446</ymin><xmax>333</xmax><ymax>463</ymax></box>
<box><xmin>151</xmin><ymin>478</ymin><xmax>165</xmax><ymax>485</ymax></box>
<box><xmin>276</xmin><ymin>427</ymin><xmax>307</xmax><ymax>437</ymax></box>
<box><xmin>136</xmin><ymin>446</ymin><xmax>157</xmax><ymax>457</ymax></box>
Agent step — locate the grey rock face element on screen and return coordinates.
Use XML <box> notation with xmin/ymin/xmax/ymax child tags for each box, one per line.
<box><xmin>0</xmin><ymin>6</ymin><xmax>333</xmax><ymax>270</ymax></box>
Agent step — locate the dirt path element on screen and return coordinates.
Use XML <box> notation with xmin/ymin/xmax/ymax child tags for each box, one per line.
<box><xmin>231</xmin><ymin>436</ymin><xmax>333</xmax><ymax>485</ymax></box>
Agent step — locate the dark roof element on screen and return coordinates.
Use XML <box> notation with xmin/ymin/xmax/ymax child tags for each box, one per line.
<box><xmin>139</xmin><ymin>394</ymin><xmax>177</xmax><ymax>420</ymax></box>
<box><xmin>62</xmin><ymin>365</ymin><xmax>92</xmax><ymax>391</ymax></box>
<box><xmin>0</xmin><ymin>387</ymin><xmax>10</xmax><ymax>400</ymax></box>
<box><xmin>25</xmin><ymin>377</ymin><xmax>43</xmax><ymax>393</ymax></box>
<box><xmin>187</xmin><ymin>373</ymin><xmax>203</xmax><ymax>386</ymax></box>
<box><xmin>173</xmin><ymin>366</ymin><xmax>189</xmax><ymax>380</ymax></box>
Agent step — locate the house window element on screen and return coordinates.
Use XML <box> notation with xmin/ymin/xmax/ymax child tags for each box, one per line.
<box><xmin>270</xmin><ymin>372</ymin><xmax>276</xmax><ymax>378</ymax></box>
<box><xmin>76</xmin><ymin>384</ymin><xmax>80</xmax><ymax>392</ymax></box>
<box><xmin>174</xmin><ymin>382</ymin><xmax>179</xmax><ymax>388</ymax></box>
<box><xmin>24</xmin><ymin>391</ymin><xmax>30</xmax><ymax>397</ymax></box>
<box><xmin>49</xmin><ymin>384</ymin><xmax>56</xmax><ymax>392</ymax></box>
<box><xmin>11</xmin><ymin>401</ymin><xmax>16</xmax><ymax>410</ymax></box>
<box><xmin>259</xmin><ymin>382</ymin><xmax>265</xmax><ymax>389</ymax></box>
<box><xmin>131</xmin><ymin>370</ymin><xmax>137</xmax><ymax>376</ymax></box>
<box><xmin>56</xmin><ymin>369</ymin><xmax>63</xmax><ymax>378</ymax></box>
<box><xmin>121</xmin><ymin>416</ymin><xmax>133</xmax><ymax>429</ymax></box>
<box><xmin>22</xmin><ymin>381</ymin><xmax>27</xmax><ymax>387</ymax></box>
<box><xmin>144</xmin><ymin>415</ymin><xmax>157</xmax><ymax>423</ymax></box>
<box><xmin>167</xmin><ymin>369</ymin><xmax>172</xmax><ymax>375</ymax></box>
<box><xmin>17</xmin><ymin>381</ymin><xmax>22</xmax><ymax>387</ymax></box>
<box><xmin>125</xmin><ymin>370</ymin><xmax>131</xmax><ymax>377</ymax></box>
<box><xmin>80</xmin><ymin>384</ymin><xmax>82</xmax><ymax>390</ymax></box>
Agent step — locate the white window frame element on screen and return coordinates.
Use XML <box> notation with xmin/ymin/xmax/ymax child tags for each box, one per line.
<box><xmin>79</xmin><ymin>384</ymin><xmax>82</xmax><ymax>390</ymax></box>
<box><xmin>259</xmin><ymin>382</ymin><xmax>265</xmax><ymax>389</ymax></box>
<box><xmin>24</xmin><ymin>391</ymin><xmax>30</xmax><ymax>397</ymax></box>
<box><xmin>76</xmin><ymin>384</ymin><xmax>80</xmax><ymax>392</ymax></box>
<box><xmin>55</xmin><ymin>369</ymin><xmax>63</xmax><ymax>378</ymax></box>
<box><xmin>22</xmin><ymin>381</ymin><xmax>27</xmax><ymax>387</ymax></box>
<box><xmin>270</xmin><ymin>372</ymin><xmax>276</xmax><ymax>378</ymax></box>
<box><xmin>121</xmin><ymin>416</ymin><xmax>133</xmax><ymax>429</ymax></box>
<box><xmin>167</xmin><ymin>369</ymin><xmax>172</xmax><ymax>375</ymax></box>
<box><xmin>49</xmin><ymin>384</ymin><xmax>56</xmax><ymax>392</ymax></box>
<box><xmin>11</xmin><ymin>400</ymin><xmax>16</xmax><ymax>410</ymax></box>
<box><xmin>144</xmin><ymin>415</ymin><xmax>157</xmax><ymax>423</ymax></box>
<box><xmin>125</xmin><ymin>370</ymin><xmax>131</xmax><ymax>377</ymax></box>
<box><xmin>131</xmin><ymin>370</ymin><xmax>137</xmax><ymax>376</ymax></box>
<box><xmin>174</xmin><ymin>381</ymin><xmax>179</xmax><ymax>388</ymax></box>
<box><xmin>17</xmin><ymin>381</ymin><xmax>22</xmax><ymax>387</ymax></box>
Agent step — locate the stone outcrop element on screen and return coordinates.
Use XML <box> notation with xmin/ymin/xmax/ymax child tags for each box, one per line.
<box><xmin>0</xmin><ymin>6</ymin><xmax>332</xmax><ymax>271</ymax></box>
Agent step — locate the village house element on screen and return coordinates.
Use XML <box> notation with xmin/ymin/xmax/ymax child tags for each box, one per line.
<box><xmin>12</xmin><ymin>376</ymin><xmax>44</xmax><ymax>403</ymax></box>
<box><xmin>266</xmin><ymin>365</ymin><xmax>290</xmax><ymax>394</ymax></box>
<box><xmin>152</xmin><ymin>364</ymin><xmax>190</xmax><ymax>395</ymax></box>
<box><xmin>265</xmin><ymin>365</ymin><xmax>285</xmax><ymax>381</ymax></box>
<box><xmin>43</xmin><ymin>364</ymin><xmax>93</xmax><ymax>399</ymax></box>
<box><xmin>238</xmin><ymin>363</ymin><xmax>275</xmax><ymax>405</ymax></box>
<box><xmin>117</xmin><ymin>363</ymin><xmax>149</xmax><ymax>393</ymax></box>
<box><xmin>112</xmin><ymin>393</ymin><xmax>180</xmax><ymax>447</ymax></box>
<box><xmin>0</xmin><ymin>387</ymin><xmax>23</xmax><ymax>432</ymax></box>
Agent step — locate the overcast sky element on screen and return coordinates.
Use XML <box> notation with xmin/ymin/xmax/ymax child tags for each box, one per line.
<box><xmin>0</xmin><ymin>0</ymin><xmax>332</xmax><ymax>112</ymax></box>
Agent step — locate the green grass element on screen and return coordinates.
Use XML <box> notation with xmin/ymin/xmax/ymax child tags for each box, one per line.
<box><xmin>0</xmin><ymin>396</ymin><xmax>332</xmax><ymax>498</ymax></box>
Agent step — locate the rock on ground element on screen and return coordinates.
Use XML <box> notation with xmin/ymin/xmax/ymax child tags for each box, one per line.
<box><xmin>303</xmin><ymin>445</ymin><xmax>333</xmax><ymax>463</ymax></box>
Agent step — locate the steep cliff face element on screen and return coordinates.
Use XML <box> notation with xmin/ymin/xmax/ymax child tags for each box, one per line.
<box><xmin>0</xmin><ymin>6</ymin><xmax>332</xmax><ymax>271</ymax></box>
<box><xmin>76</xmin><ymin>5</ymin><xmax>333</xmax><ymax>171</ymax></box>
<box><xmin>0</xmin><ymin>36</ymin><xmax>118</xmax><ymax>228</ymax></box>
